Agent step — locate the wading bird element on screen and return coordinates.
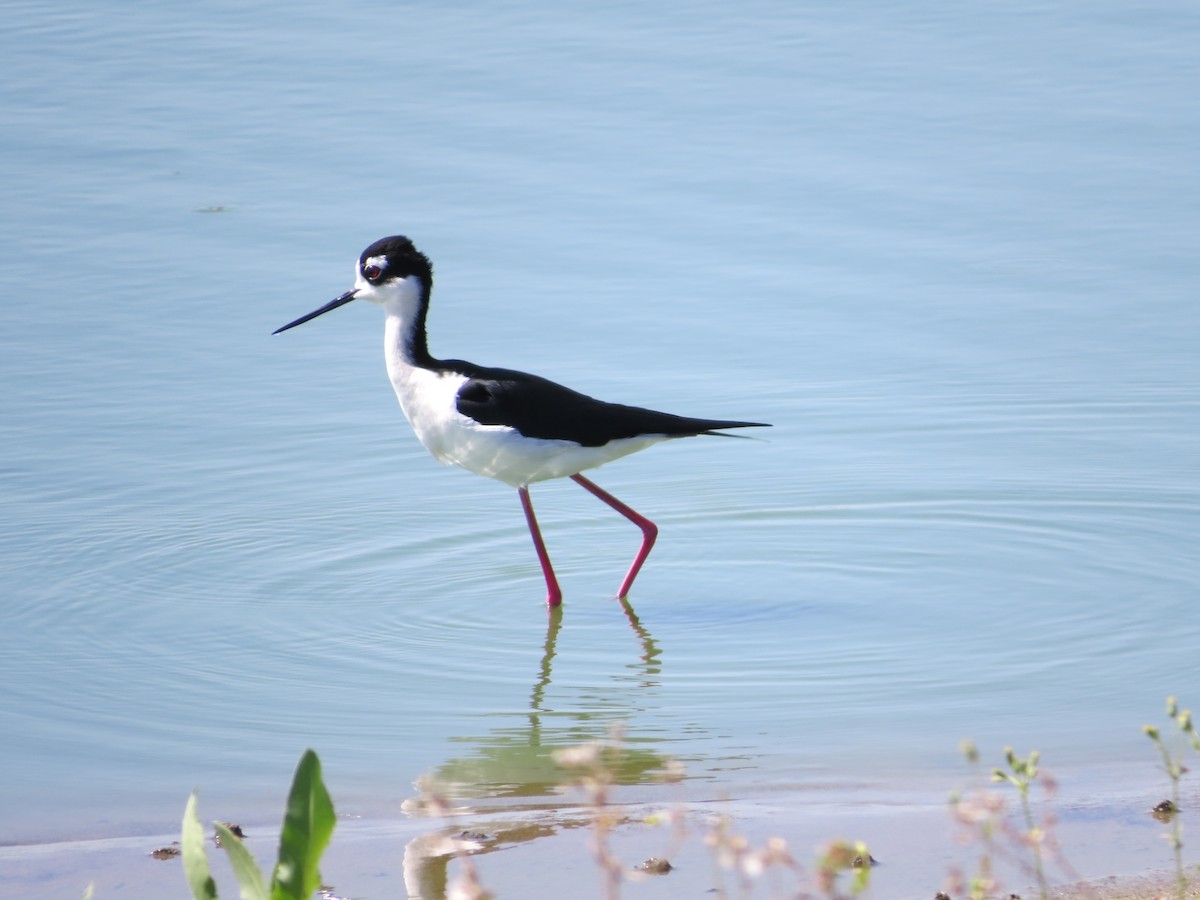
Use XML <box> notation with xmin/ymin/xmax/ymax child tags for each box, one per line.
<box><xmin>275</xmin><ymin>236</ymin><xmax>768</xmax><ymax>607</ymax></box>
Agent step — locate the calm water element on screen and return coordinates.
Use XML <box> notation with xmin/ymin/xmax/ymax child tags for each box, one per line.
<box><xmin>2</xmin><ymin>0</ymin><xmax>1199</xmax><ymax>895</ymax></box>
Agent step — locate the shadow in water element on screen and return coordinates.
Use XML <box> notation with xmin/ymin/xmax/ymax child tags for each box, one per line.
<box><xmin>401</xmin><ymin>598</ymin><xmax>677</xmax><ymax>898</ymax></box>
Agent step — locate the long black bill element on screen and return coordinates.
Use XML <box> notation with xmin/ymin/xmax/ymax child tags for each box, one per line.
<box><xmin>272</xmin><ymin>289</ymin><xmax>359</xmax><ymax>335</ymax></box>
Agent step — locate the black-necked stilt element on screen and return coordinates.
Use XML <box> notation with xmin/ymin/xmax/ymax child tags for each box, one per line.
<box><xmin>275</xmin><ymin>235</ymin><xmax>769</xmax><ymax>607</ymax></box>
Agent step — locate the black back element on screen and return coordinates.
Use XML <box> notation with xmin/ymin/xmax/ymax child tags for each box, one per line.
<box><xmin>451</xmin><ymin>361</ymin><xmax>767</xmax><ymax>446</ymax></box>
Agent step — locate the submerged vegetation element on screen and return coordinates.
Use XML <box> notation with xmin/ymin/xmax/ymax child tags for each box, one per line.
<box><xmin>104</xmin><ymin>697</ymin><xmax>1197</xmax><ymax>899</ymax></box>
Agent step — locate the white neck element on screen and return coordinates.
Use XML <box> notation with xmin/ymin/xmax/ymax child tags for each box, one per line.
<box><xmin>381</xmin><ymin>309</ymin><xmax>469</xmax><ymax>467</ymax></box>
<box><xmin>384</xmin><ymin>312</ymin><xmax>420</xmax><ymax>379</ymax></box>
<box><xmin>370</xmin><ymin>274</ymin><xmax>431</xmax><ymax>372</ymax></box>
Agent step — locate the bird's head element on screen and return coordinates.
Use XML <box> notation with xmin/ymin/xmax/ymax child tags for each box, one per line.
<box><xmin>273</xmin><ymin>235</ymin><xmax>433</xmax><ymax>335</ymax></box>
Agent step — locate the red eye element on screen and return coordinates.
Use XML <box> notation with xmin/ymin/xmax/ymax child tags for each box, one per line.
<box><xmin>364</xmin><ymin>264</ymin><xmax>382</xmax><ymax>281</ymax></box>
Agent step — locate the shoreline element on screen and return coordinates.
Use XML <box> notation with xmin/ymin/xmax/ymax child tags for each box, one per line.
<box><xmin>1067</xmin><ymin>874</ymin><xmax>1200</xmax><ymax>899</ymax></box>
<box><xmin>3</xmin><ymin>770</ymin><xmax>1196</xmax><ymax>899</ymax></box>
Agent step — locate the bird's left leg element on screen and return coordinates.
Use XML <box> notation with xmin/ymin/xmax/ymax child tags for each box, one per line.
<box><xmin>569</xmin><ymin>473</ymin><xmax>658</xmax><ymax>599</ymax></box>
<box><xmin>518</xmin><ymin>486</ymin><xmax>563</xmax><ymax>608</ymax></box>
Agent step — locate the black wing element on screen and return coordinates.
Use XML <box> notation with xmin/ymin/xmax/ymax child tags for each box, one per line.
<box><xmin>450</xmin><ymin>363</ymin><xmax>768</xmax><ymax>447</ymax></box>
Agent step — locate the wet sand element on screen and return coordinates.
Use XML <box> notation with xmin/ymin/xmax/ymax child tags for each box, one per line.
<box><xmin>1068</xmin><ymin>874</ymin><xmax>1200</xmax><ymax>899</ymax></box>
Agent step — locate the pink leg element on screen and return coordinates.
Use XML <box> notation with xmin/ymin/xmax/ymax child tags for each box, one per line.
<box><xmin>519</xmin><ymin>486</ymin><xmax>562</xmax><ymax>608</ymax></box>
<box><xmin>570</xmin><ymin>473</ymin><xmax>659</xmax><ymax>599</ymax></box>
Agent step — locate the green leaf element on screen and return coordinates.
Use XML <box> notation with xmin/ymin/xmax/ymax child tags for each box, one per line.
<box><xmin>182</xmin><ymin>793</ymin><xmax>219</xmax><ymax>900</ymax></box>
<box><xmin>270</xmin><ymin>750</ymin><xmax>336</xmax><ymax>900</ymax></box>
<box><xmin>215</xmin><ymin>823</ymin><xmax>268</xmax><ymax>900</ymax></box>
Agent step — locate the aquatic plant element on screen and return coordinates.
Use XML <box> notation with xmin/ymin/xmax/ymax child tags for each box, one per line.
<box><xmin>1144</xmin><ymin>695</ymin><xmax>1200</xmax><ymax>899</ymax></box>
<box><xmin>181</xmin><ymin>749</ymin><xmax>335</xmax><ymax>900</ymax></box>
<box><xmin>552</xmin><ymin>730</ymin><xmax>630</xmax><ymax>900</ymax></box>
<box><xmin>550</xmin><ymin>725</ymin><xmax>870</xmax><ymax>900</ymax></box>
<box><xmin>989</xmin><ymin>746</ymin><xmax>1052</xmax><ymax>897</ymax></box>
<box><xmin>949</xmin><ymin>739</ymin><xmax>1083</xmax><ymax>900</ymax></box>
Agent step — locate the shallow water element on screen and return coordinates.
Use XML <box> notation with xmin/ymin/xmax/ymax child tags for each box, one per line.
<box><xmin>2</xmin><ymin>0</ymin><xmax>1199</xmax><ymax>893</ymax></box>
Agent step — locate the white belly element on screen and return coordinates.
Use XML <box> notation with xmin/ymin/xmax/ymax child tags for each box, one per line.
<box><xmin>387</xmin><ymin>363</ymin><xmax>663</xmax><ymax>488</ymax></box>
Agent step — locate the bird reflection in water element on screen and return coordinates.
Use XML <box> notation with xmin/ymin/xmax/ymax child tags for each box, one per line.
<box><xmin>401</xmin><ymin>598</ymin><xmax>674</xmax><ymax>898</ymax></box>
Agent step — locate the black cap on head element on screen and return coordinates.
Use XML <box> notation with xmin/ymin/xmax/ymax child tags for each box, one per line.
<box><xmin>359</xmin><ymin>235</ymin><xmax>433</xmax><ymax>284</ymax></box>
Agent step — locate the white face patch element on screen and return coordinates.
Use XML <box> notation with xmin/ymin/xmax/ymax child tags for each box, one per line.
<box><xmin>355</xmin><ymin>254</ymin><xmax>390</xmax><ymax>290</ymax></box>
<box><xmin>354</xmin><ymin>257</ymin><xmax>424</xmax><ymax>322</ymax></box>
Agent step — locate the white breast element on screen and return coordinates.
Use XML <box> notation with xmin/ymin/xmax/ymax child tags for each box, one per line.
<box><xmin>383</xmin><ymin>317</ymin><xmax>666</xmax><ymax>487</ymax></box>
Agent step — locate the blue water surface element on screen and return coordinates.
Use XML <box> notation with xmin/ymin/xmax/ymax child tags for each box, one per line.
<box><xmin>1</xmin><ymin>0</ymin><xmax>1198</xmax><ymax>895</ymax></box>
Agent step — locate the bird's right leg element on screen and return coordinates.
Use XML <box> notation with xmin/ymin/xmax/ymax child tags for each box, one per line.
<box><xmin>569</xmin><ymin>474</ymin><xmax>658</xmax><ymax>599</ymax></box>
<box><xmin>518</xmin><ymin>486</ymin><xmax>563</xmax><ymax>608</ymax></box>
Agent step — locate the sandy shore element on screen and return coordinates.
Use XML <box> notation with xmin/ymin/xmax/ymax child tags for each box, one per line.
<box><xmin>2</xmin><ymin>781</ymin><xmax>1197</xmax><ymax>900</ymax></box>
<box><xmin>1063</xmin><ymin>872</ymin><xmax>1199</xmax><ymax>899</ymax></box>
